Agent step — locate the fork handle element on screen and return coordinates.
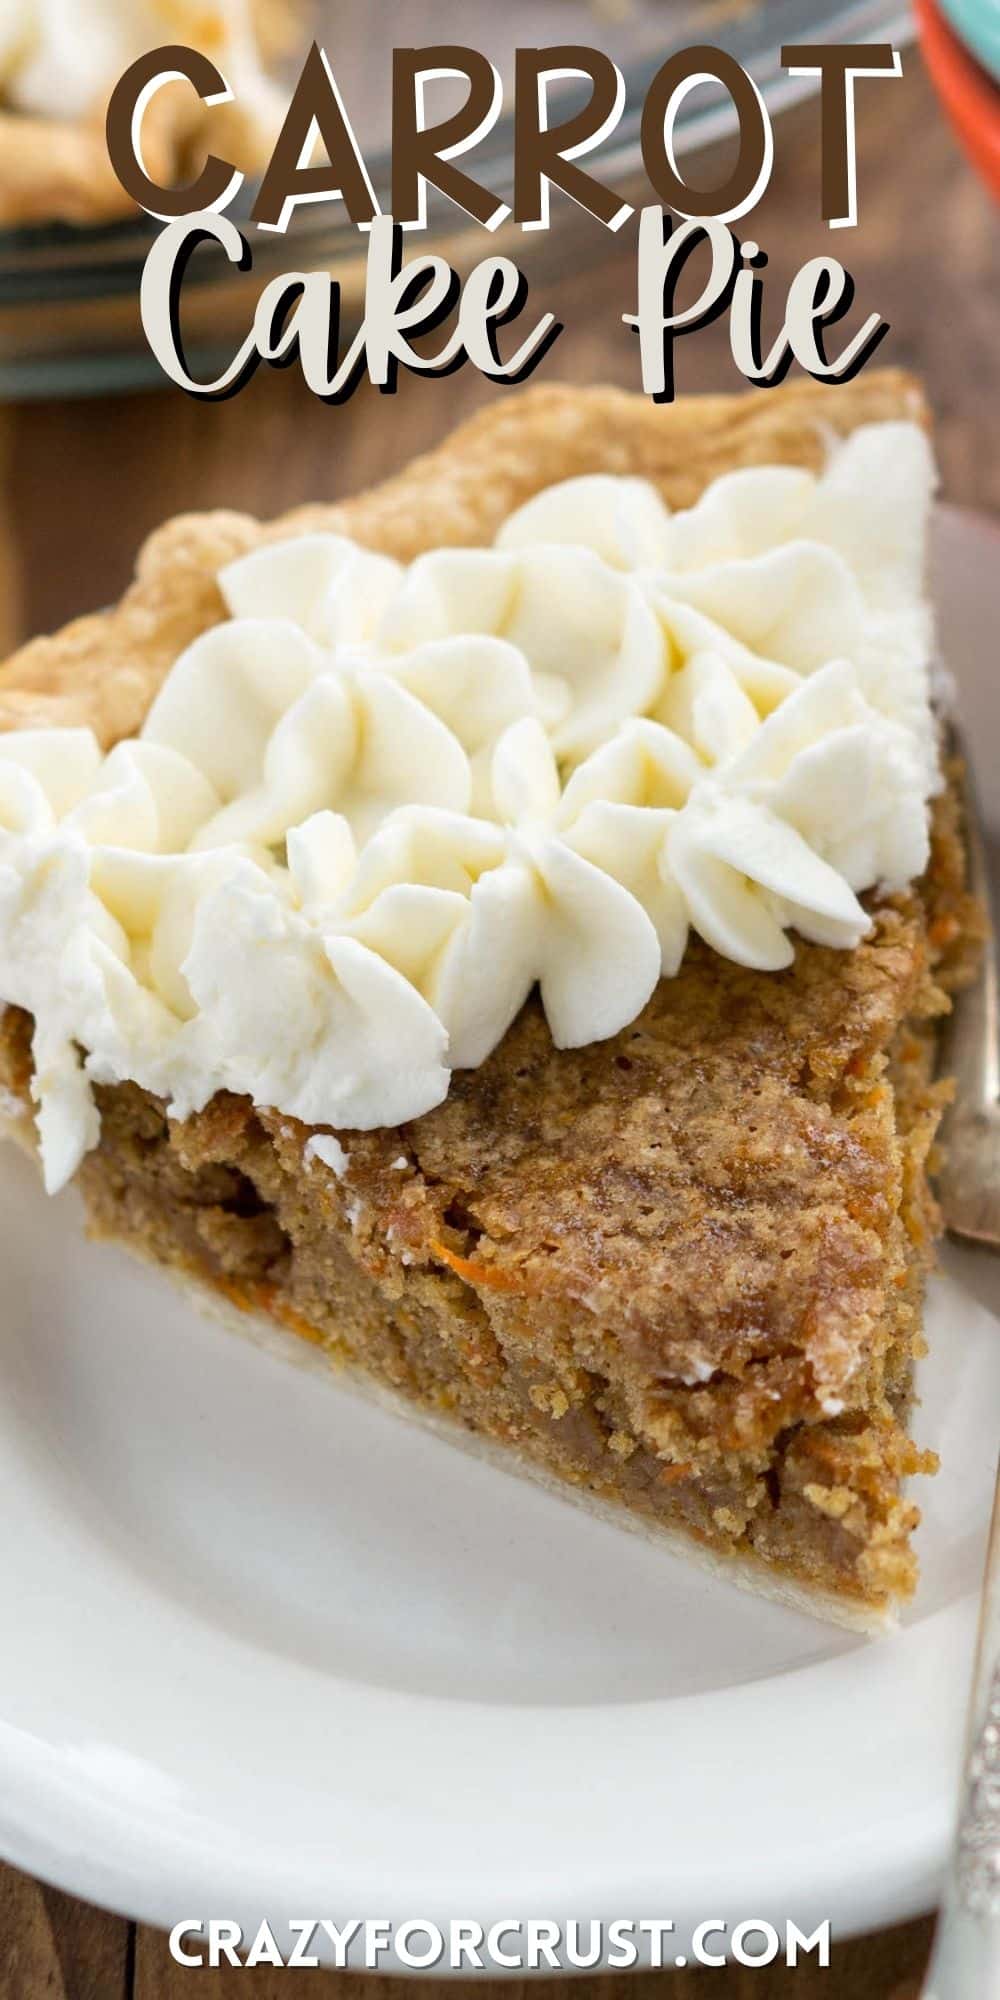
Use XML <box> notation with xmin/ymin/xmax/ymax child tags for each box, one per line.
<box><xmin>922</xmin><ymin>1470</ymin><xmax>1000</xmax><ymax>1998</ymax></box>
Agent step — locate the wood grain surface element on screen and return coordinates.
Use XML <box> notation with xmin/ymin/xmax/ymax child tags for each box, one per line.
<box><xmin>0</xmin><ymin>48</ymin><xmax>996</xmax><ymax>2000</ymax></box>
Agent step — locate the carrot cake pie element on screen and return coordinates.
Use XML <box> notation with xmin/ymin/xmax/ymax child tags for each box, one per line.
<box><xmin>0</xmin><ymin>0</ymin><xmax>292</xmax><ymax>227</ymax></box>
<box><xmin>0</xmin><ymin>373</ymin><xmax>980</xmax><ymax>1629</ymax></box>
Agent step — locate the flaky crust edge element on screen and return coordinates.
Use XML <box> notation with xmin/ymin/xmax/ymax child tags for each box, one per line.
<box><xmin>0</xmin><ymin>370</ymin><xmax>929</xmax><ymax>744</ymax></box>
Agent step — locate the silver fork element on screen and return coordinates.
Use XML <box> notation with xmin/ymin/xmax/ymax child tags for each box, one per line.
<box><xmin>922</xmin><ymin>742</ymin><xmax>1000</xmax><ymax>1998</ymax></box>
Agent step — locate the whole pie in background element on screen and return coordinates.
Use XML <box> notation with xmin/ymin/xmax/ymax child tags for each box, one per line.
<box><xmin>0</xmin><ymin>0</ymin><xmax>297</xmax><ymax>227</ymax></box>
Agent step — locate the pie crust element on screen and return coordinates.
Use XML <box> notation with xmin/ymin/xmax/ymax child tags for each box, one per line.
<box><xmin>0</xmin><ymin>372</ymin><xmax>981</xmax><ymax>1629</ymax></box>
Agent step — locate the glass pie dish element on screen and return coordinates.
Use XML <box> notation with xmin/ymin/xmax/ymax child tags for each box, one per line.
<box><xmin>0</xmin><ymin>0</ymin><xmax>910</xmax><ymax>400</ymax></box>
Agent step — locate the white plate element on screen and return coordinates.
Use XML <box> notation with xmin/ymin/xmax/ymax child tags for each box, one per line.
<box><xmin>0</xmin><ymin>507</ymin><xmax>998</xmax><ymax>1966</ymax></box>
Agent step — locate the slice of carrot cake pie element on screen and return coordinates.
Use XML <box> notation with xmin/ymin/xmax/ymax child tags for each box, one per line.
<box><xmin>0</xmin><ymin>373</ymin><xmax>981</xmax><ymax>1630</ymax></box>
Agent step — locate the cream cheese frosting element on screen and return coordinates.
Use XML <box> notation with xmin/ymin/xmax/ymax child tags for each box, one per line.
<box><xmin>0</xmin><ymin>420</ymin><xmax>940</xmax><ymax>1191</ymax></box>
<box><xmin>0</xmin><ymin>0</ymin><xmax>270</xmax><ymax>122</ymax></box>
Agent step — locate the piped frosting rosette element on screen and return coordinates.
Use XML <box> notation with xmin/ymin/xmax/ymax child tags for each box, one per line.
<box><xmin>0</xmin><ymin>420</ymin><xmax>939</xmax><ymax>1190</ymax></box>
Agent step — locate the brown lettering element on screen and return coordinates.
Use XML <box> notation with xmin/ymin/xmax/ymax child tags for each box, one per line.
<box><xmin>106</xmin><ymin>44</ymin><xmax>238</xmax><ymax>216</ymax></box>
<box><xmin>781</xmin><ymin>44</ymin><xmax>900</xmax><ymax>225</ymax></box>
<box><xmin>641</xmin><ymin>46</ymin><xmax>771</xmax><ymax>221</ymax></box>
<box><xmin>513</xmin><ymin>47</ymin><xmax>626</xmax><ymax>229</ymax></box>
<box><xmin>392</xmin><ymin>47</ymin><xmax>505</xmax><ymax>228</ymax></box>
<box><xmin>251</xmin><ymin>42</ymin><xmax>376</xmax><ymax>231</ymax></box>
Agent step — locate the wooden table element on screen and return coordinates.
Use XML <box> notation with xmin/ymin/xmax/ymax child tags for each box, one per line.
<box><xmin>0</xmin><ymin>52</ymin><xmax>996</xmax><ymax>2000</ymax></box>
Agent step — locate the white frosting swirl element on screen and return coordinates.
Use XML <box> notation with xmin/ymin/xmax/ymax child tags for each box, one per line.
<box><xmin>0</xmin><ymin>421</ymin><xmax>939</xmax><ymax>1191</ymax></box>
<box><xmin>0</xmin><ymin>0</ymin><xmax>270</xmax><ymax>122</ymax></box>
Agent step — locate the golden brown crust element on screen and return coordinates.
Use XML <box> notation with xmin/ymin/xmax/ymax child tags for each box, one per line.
<box><xmin>0</xmin><ymin>370</ymin><xmax>928</xmax><ymax>742</ymax></box>
<box><xmin>0</xmin><ymin>0</ymin><xmax>294</xmax><ymax>229</ymax></box>
<box><xmin>0</xmin><ymin>112</ymin><xmax>138</xmax><ymax>228</ymax></box>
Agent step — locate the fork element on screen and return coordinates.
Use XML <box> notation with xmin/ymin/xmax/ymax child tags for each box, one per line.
<box><xmin>922</xmin><ymin>739</ymin><xmax>1000</xmax><ymax>1998</ymax></box>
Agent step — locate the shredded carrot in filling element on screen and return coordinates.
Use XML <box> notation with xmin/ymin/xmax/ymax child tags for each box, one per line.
<box><xmin>213</xmin><ymin>1276</ymin><xmax>326</xmax><ymax>1347</ymax></box>
<box><xmin>215</xmin><ymin>1276</ymin><xmax>258</xmax><ymax>1316</ymax></box>
<box><xmin>214</xmin><ymin>1239</ymin><xmax>536</xmax><ymax>1340</ymax></box>
<box><xmin>273</xmin><ymin>1299</ymin><xmax>328</xmax><ymax>1348</ymax></box>
<box><xmin>929</xmin><ymin>913</ymin><xmax>961</xmax><ymax>950</ymax></box>
<box><xmin>658</xmin><ymin>1461</ymin><xmax>694</xmax><ymax>1485</ymax></box>
<box><xmin>430</xmin><ymin>1238</ymin><xmax>536</xmax><ymax>1294</ymax></box>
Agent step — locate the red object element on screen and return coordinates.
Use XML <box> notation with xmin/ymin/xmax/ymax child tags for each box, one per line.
<box><xmin>916</xmin><ymin>0</ymin><xmax>1000</xmax><ymax>199</ymax></box>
